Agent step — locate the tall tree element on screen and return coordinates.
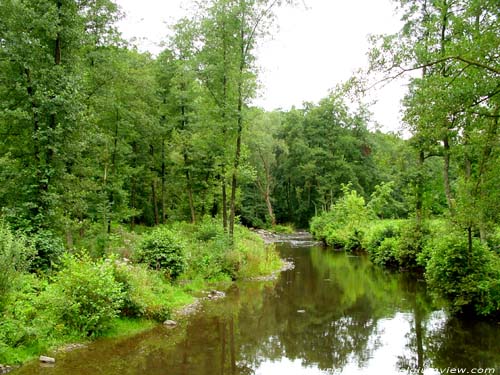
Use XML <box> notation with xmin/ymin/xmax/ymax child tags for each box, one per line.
<box><xmin>0</xmin><ymin>0</ymin><xmax>119</xmax><ymax>233</ymax></box>
<box><xmin>196</xmin><ymin>0</ymin><xmax>289</xmax><ymax>237</ymax></box>
<box><xmin>369</xmin><ymin>0</ymin><xmax>500</xmax><ymax>248</ymax></box>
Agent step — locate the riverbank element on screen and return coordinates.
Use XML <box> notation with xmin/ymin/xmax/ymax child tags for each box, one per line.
<box><xmin>0</xmin><ymin>218</ymin><xmax>285</xmax><ymax>369</ymax></box>
<box><xmin>310</xmin><ymin>213</ymin><xmax>500</xmax><ymax>319</ymax></box>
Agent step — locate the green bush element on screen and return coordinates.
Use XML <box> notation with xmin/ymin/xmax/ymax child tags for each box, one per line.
<box><xmin>394</xmin><ymin>220</ymin><xmax>431</xmax><ymax>270</ymax></box>
<box><xmin>487</xmin><ymin>225</ymin><xmax>500</xmax><ymax>255</ymax></box>
<box><xmin>362</xmin><ymin>220</ymin><xmax>402</xmax><ymax>267</ymax></box>
<box><xmin>44</xmin><ymin>254</ymin><xmax>124</xmax><ymax>337</ymax></box>
<box><xmin>0</xmin><ymin>221</ymin><xmax>35</xmax><ymax>309</ymax></box>
<box><xmin>30</xmin><ymin>230</ymin><xmax>65</xmax><ymax>271</ymax></box>
<box><xmin>113</xmin><ymin>263</ymin><xmax>172</xmax><ymax>321</ymax></box>
<box><xmin>0</xmin><ymin>275</ymin><xmax>46</xmax><ymax>348</ymax></box>
<box><xmin>195</xmin><ymin>216</ymin><xmax>224</xmax><ymax>242</ymax></box>
<box><xmin>310</xmin><ymin>185</ymin><xmax>371</xmax><ymax>251</ymax></box>
<box><xmin>425</xmin><ymin>230</ymin><xmax>500</xmax><ymax>316</ymax></box>
<box><xmin>231</xmin><ymin>226</ymin><xmax>282</xmax><ymax>279</ymax></box>
<box><xmin>135</xmin><ymin>227</ymin><xmax>186</xmax><ymax>279</ymax></box>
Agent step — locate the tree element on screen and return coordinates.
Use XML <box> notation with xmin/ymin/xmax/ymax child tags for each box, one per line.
<box><xmin>196</xmin><ymin>0</ymin><xmax>289</xmax><ymax>237</ymax></box>
<box><xmin>369</xmin><ymin>0</ymin><xmax>500</xmax><ymax>249</ymax></box>
<box><xmin>0</xmin><ymin>0</ymin><xmax>119</xmax><ymax>235</ymax></box>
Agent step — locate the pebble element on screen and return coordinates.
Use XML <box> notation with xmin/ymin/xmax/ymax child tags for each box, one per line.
<box><xmin>163</xmin><ymin>320</ymin><xmax>178</xmax><ymax>327</ymax></box>
<box><xmin>39</xmin><ymin>356</ymin><xmax>55</xmax><ymax>363</ymax></box>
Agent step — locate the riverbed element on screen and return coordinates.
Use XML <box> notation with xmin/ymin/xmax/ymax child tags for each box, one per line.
<box><xmin>11</xmin><ymin>236</ymin><xmax>500</xmax><ymax>374</ymax></box>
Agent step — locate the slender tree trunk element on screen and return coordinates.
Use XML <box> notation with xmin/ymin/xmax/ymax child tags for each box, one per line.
<box><xmin>130</xmin><ymin>141</ymin><xmax>137</xmax><ymax>230</ymax></box>
<box><xmin>229</xmin><ymin>20</ymin><xmax>247</xmax><ymax>238</ymax></box>
<box><xmin>186</xmin><ymin>168</ymin><xmax>196</xmax><ymax>224</ymax></box>
<box><xmin>229</xmin><ymin>92</ymin><xmax>243</xmax><ymax>237</ymax></box>
<box><xmin>265</xmin><ymin>190</ymin><xmax>276</xmax><ymax>227</ymax></box>
<box><xmin>221</xmin><ymin>24</ymin><xmax>229</xmax><ymax>232</ymax></box>
<box><xmin>443</xmin><ymin>134</ymin><xmax>454</xmax><ymax>215</ymax></box>
<box><xmin>222</xmin><ymin>170</ymin><xmax>228</xmax><ymax>230</ymax></box>
<box><xmin>256</xmin><ymin>150</ymin><xmax>276</xmax><ymax>227</ymax></box>
<box><xmin>161</xmin><ymin>139</ymin><xmax>166</xmax><ymax>223</ymax></box>
<box><xmin>416</xmin><ymin>149</ymin><xmax>425</xmax><ymax>227</ymax></box>
<box><xmin>152</xmin><ymin>178</ymin><xmax>159</xmax><ymax>225</ymax></box>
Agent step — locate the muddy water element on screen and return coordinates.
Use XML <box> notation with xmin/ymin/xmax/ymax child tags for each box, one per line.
<box><xmin>12</xmin><ymin>239</ymin><xmax>500</xmax><ymax>374</ymax></box>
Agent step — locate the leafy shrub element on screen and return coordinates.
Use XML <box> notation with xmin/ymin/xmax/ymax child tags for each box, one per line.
<box><xmin>231</xmin><ymin>226</ymin><xmax>282</xmax><ymax>279</ymax></box>
<box><xmin>272</xmin><ymin>224</ymin><xmax>295</xmax><ymax>234</ymax></box>
<box><xmin>30</xmin><ymin>230</ymin><xmax>65</xmax><ymax>271</ymax></box>
<box><xmin>0</xmin><ymin>275</ymin><xmax>46</xmax><ymax>349</ymax></box>
<box><xmin>44</xmin><ymin>254</ymin><xmax>124</xmax><ymax>337</ymax></box>
<box><xmin>135</xmin><ymin>227</ymin><xmax>186</xmax><ymax>279</ymax></box>
<box><xmin>362</xmin><ymin>220</ymin><xmax>402</xmax><ymax>267</ymax></box>
<box><xmin>195</xmin><ymin>216</ymin><xmax>224</xmax><ymax>242</ymax></box>
<box><xmin>310</xmin><ymin>185</ymin><xmax>371</xmax><ymax>251</ymax></box>
<box><xmin>0</xmin><ymin>221</ymin><xmax>35</xmax><ymax>309</ymax></box>
<box><xmin>394</xmin><ymin>220</ymin><xmax>432</xmax><ymax>270</ymax></box>
<box><xmin>113</xmin><ymin>263</ymin><xmax>172</xmax><ymax>321</ymax></box>
<box><xmin>425</xmin><ymin>230</ymin><xmax>500</xmax><ymax>316</ymax></box>
<box><xmin>487</xmin><ymin>225</ymin><xmax>500</xmax><ymax>255</ymax></box>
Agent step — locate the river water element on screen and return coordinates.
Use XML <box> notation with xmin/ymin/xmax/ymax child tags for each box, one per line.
<box><xmin>12</xmin><ymin>237</ymin><xmax>500</xmax><ymax>374</ymax></box>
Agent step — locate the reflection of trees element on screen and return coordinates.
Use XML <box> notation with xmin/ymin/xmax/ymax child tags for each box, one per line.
<box><xmin>237</xmin><ymin>246</ymin><xmax>402</xmax><ymax>372</ymax></box>
<box><xmin>425</xmin><ymin>317</ymin><xmax>500</xmax><ymax>371</ymax></box>
<box><xmin>394</xmin><ymin>272</ymin><xmax>500</xmax><ymax>374</ymax></box>
<box><xmin>396</xmin><ymin>275</ymin><xmax>435</xmax><ymax>374</ymax></box>
<box><xmin>13</xmin><ymin>244</ymin><xmax>500</xmax><ymax>375</ymax></box>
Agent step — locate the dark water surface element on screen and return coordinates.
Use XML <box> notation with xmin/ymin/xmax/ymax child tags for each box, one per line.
<box><xmin>13</xmin><ymin>240</ymin><xmax>500</xmax><ymax>374</ymax></box>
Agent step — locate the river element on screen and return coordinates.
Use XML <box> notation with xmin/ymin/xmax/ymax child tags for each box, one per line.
<box><xmin>12</xmin><ymin>236</ymin><xmax>500</xmax><ymax>374</ymax></box>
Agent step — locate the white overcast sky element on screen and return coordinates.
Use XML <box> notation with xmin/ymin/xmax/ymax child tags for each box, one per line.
<box><xmin>115</xmin><ymin>0</ymin><xmax>408</xmax><ymax>133</ymax></box>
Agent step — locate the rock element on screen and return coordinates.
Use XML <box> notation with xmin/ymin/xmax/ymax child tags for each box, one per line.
<box><xmin>175</xmin><ymin>299</ymin><xmax>202</xmax><ymax>317</ymax></box>
<box><xmin>54</xmin><ymin>343</ymin><xmax>87</xmax><ymax>354</ymax></box>
<box><xmin>163</xmin><ymin>320</ymin><xmax>178</xmax><ymax>327</ymax></box>
<box><xmin>0</xmin><ymin>364</ymin><xmax>13</xmax><ymax>374</ymax></box>
<box><xmin>206</xmin><ymin>290</ymin><xmax>226</xmax><ymax>300</ymax></box>
<box><xmin>39</xmin><ymin>356</ymin><xmax>55</xmax><ymax>363</ymax></box>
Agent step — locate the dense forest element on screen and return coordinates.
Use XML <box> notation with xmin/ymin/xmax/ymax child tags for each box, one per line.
<box><xmin>0</xmin><ymin>0</ymin><xmax>499</xmax><ymax>366</ymax></box>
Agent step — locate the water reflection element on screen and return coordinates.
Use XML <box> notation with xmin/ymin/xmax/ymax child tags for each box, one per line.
<box><xmin>12</xmin><ymin>244</ymin><xmax>500</xmax><ymax>375</ymax></box>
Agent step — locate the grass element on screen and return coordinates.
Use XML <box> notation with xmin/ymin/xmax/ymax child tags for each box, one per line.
<box><xmin>1</xmin><ymin>219</ymin><xmax>284</xmax><ymax>367</ymax></box>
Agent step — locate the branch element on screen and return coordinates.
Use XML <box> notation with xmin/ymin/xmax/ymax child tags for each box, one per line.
<box><xmin>369</xmin><ymin>55</ymin><xmax>500</xmax><ymax>90</ymax></box>
<box><xmin>243</xmin><ymin>0</ymin><xmax>281</xmax><ymax>58</ymax></box>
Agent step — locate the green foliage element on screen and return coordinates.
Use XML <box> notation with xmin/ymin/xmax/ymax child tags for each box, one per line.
<box><xmin>486</xmin><ymin>225</ymin><xmax>500</xmax><ymax>255</ymax></box>
<box><xmin>0</xmin><ymin>274</ymin><xmax>52</xmax><ymax>364</ymax></box>
<box><xmin>230</xmin><ymin>226</ymin><xmax>282</xmax><ymax>279</ymax></box>
<box><xmin>272</xmin><ymin>94</ymin><xmax>380</xmax><ymax>227</ymax></box>
<box><xmin>0</xmin><ymin>221</ymin><xmax>35</xmax><ymax>309</ymax></box>
<box><xmin>29</xmin><ymin>230</ymin><xmax>65</xmax><ymax>271</ymax></box>
<box><xmin>362</xmin><ymin>220</ymin><xmax>402</xmax><ymax>268</ymax></box>
<box><xmin>271</xmin><ymin>224</ymin><xmax>295</xmax><ymax>234</ymax></box>
<box><xmin>45</xmin><ymin>254</ymin><xmax>124</xmax><ymax>337</ymax></box>
<box><xmin>425</xmin><ymin>231</ymin><xmax>500</xmax><ymax>317</ymax></box>
<box><xmin>175</xmin><ymin>219</ymin><xmax>281</xmax><ymax>281</ymax></box>
<box><xmin>113</xmin><ymin>263</ymin><xmax>173</xmax><ymax>322</ymax></box>
<box><xmin>394</xmin><ymin>220</ymin><xmax>431</xmax><ymax>270</ymax></box>
<box><xmin>310</xmin><ymin>184</ymin><xmax>371</xmax><ymax>251</ymax></box>
<box><xmin>135</xmin><ymin>227</ymin><xmax>186</xmax><ymax>279</ymax></box>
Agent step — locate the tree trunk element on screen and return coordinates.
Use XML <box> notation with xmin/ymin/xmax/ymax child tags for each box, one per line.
<box><xmin>222</xmin><ymin>172</ymin><xmax>228</xmax><ymax>231</ymax></box>
<box><xmin>130</xmin><ymin>142</ymin><xmax>137</xmax><ymax>230</ymax></box>
<box><xmin>265</xmin><ymin>190</ymin><xmax>276</xmax><ymax>227</ymax></box>
<box><xmin>152</xmin><ymin>178</ymin><xmax>159</xmax><ymax>225</ymax></box>
<box><xmin>443</xmin><ymin>134</ymin><xmax>454</xmax><ymax>214</ymax></box>
<box><xmin>161</xmin><ymin>139</ymin><xmax>166</xmax><ymax>224</ymax></box>
<box><xmin>186</xmin><ymin>168</ymin><xmax>196</xmax><ymax>224</ymax></box>
<box><xmin>416</xmin><ymin>149</ymin><xmax>425</xmax><ymax>227</ymax></box>
<box><xmin>229</xmin><ymin>96</ymin><xmax>243</xmax><ymax>237</ymax></box>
